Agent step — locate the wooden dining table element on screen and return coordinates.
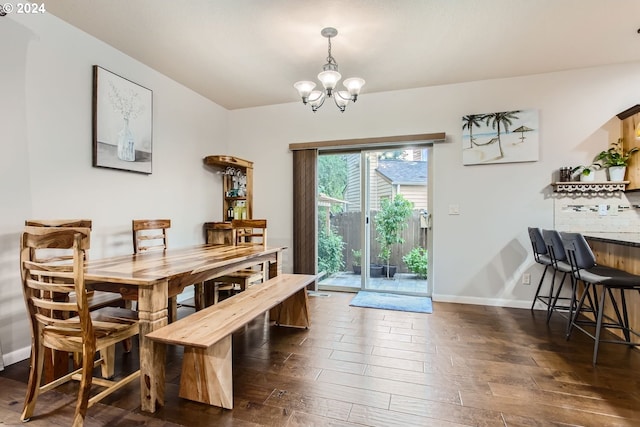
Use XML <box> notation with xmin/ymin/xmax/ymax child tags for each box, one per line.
<box><xmin>85</xmin><ymin>243</ymin><xmax>286</xmax><ymax>413</ymax></box>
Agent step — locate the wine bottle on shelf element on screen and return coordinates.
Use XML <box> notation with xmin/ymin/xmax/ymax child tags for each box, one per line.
<box><xmin>227</xmin><ymin>205</ymin><xmax>234</xmax><ymax>222</ymax></box>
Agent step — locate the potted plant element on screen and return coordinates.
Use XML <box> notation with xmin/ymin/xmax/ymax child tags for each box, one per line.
<box><xmin>402</xmin><ymin>247</ymin><xmax>428</xmax><ymax>279</ymax></box>
<box><xmin>351</xmin><ymin>249</ymin><xmax>361</xmax><ymax>275</ymax></box>
<box><xmin>571</xmin><ymin>164</ymin><xmax>599</xmax><ymax>182</ymax></box>
<box><xmin>594</xmin><ymin>138</ymin><xmax>639</xmax><ymax>182</ymax></box>
<box><xmin>375</xmin><ymin>194</ymin><xmax>414</xmax><ymax>278</ymax></box>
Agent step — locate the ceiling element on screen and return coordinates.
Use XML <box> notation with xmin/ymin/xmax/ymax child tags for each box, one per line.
<box><xmin>43</xmin><ymin>0</ymin><xmax>640</xmax><ymax>110</ymax></box>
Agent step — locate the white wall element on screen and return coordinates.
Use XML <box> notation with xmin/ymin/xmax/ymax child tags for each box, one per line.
<box><xmin>0</xmin><ymin>14</ymin><xmax>230</xmax><ymax>364</ymax></box>
<box><xmin>228</xmin><ymin>62</ymin><xmax>640</xmax><ymax>308</ymax></box>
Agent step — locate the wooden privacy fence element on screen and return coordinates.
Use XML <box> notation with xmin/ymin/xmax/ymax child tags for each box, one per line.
<box><xmin>331</xmin><ymin>211</ymin><xmax>427</xmax><ymax>273</ymax></box>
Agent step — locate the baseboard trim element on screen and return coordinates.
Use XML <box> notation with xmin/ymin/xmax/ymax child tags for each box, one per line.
<box><xmin>2</xmin><ymin>346</ymin><xmax>31</xmax><ymax>368</ymax></box>
<box><xmin>432</xmin><ymin>294</ymin><xmax>539</xmax><ymax>310</ymax></box>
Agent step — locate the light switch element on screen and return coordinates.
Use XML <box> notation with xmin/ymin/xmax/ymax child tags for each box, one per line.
<box><xmin>448</xmin><ymin>204</ymin><xmax>460</xmax><ymax>215</ymax></box>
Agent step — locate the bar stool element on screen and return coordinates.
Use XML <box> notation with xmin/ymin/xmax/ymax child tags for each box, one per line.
<box><xmin>541</xmin><ymin>229</ymin><xmax>575</xmax><ymax>326</ymax></box>
<box><xmin>528</xmin><ymin>227</ymin><xmax>553</xmax><ymax>311</ymax></box>
<box><xmin>560</xmin><ymin>231</ymin><xmax>640</xmax><ymax>365</ymax></box>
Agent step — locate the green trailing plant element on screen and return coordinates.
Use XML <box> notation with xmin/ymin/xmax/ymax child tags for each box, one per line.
<box><xmin>375</xmin><ymin>194</ymin><xmax>414</xmax><ymax>278</ymax></box>
<box><xmin>594</xmin><ymin>138</ymin><xmax>639</xmax><ymax>167</ymax></box>
<box><xmin>403</xmin><ymin>247</ymin><xmax>428</xmax><ymax>279</ymax></box>
<box><xmin>571</xmin><ymin>163</ymin><xmax>599</xmax><ymax>177</ymax></box>
<box><xmin>317</xmin><ymin>227</ymin><xmax>345</xmax><ymax>276</ymax></box>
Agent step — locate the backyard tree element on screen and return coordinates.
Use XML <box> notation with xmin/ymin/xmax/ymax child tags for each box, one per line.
<box><xmin>375</xmin><ymin>194</ymin><xmax>413</xmax><ymax>278</ymax></box>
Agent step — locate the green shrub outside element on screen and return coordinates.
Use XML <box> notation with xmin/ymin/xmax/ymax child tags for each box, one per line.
<box><xmin>318</xmin><ymin>227</ymin><xmax>345</xmax><ymax>276</ymax></box>
<box><xmin>403</xmin><ymin>247</ymin><xmax>428</xmax><ymax>279</ymax></box>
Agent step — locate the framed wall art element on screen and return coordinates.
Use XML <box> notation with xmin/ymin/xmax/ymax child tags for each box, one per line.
<box><xmin>93</xmin><ymin>65</ymin><xmax>153</xmax><ymax>174</ymax></box>
<box><xmin>462</xmin><ymin>109</ymin><xmax>539</xmax><ymax>165</ymax></box>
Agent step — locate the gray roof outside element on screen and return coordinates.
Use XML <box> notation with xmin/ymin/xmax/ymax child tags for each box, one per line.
<box><xmin>376</xmin><ymin>160</ymin><xmax>427</xmax><ymax>185</ymax></box>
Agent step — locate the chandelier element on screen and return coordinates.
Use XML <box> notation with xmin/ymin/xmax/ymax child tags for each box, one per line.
<box><xmin>294</xmin><ymin>27</ymin><xmax>365</xmax><ymax>113</ymax></box>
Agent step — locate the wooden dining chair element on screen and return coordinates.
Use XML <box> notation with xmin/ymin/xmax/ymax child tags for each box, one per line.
<box><xmin>20</xmin><ymin>226</ymin><xmax>140</xmax><ymax>426</ymax></box>
<box><xmin>25</xmin><ymin>219</ymin><xmax>125</xmax><ymax>311</ymax></box>
<box><xmin>132</xmin><ymin>219</ymin><xmax>180</xmax><ymax>322</ymax></box>
<box><xmin>25</xmin><ymin>219</ymin><xmax>134</xmax><ymax>377</ymax></box>
<box><xmin>209</xmin><ymin>219</ymin><xmax>268</xmax><ymax>303</ymax></box>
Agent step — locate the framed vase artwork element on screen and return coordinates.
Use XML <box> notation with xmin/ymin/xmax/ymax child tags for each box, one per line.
<box><xmin>92</xmin><ymin>65</ymin><xmax>153</xmax><ymax>174</ymax></box>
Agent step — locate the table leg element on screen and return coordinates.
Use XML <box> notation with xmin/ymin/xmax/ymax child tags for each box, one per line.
<box><xmin>137</xmin><ymin>281</ymin><xmax>168</xmax><ymax>413</ymax></box>
<box><xmin>268</xmin><ymin>249</ymin><xmax>283</xmax><ymax>279</ymax></box>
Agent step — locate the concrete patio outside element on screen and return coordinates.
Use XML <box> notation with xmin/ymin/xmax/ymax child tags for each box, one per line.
<box><xmin>318</xmin><ymin>271</ymin><xmax>429</xmax><ymax>295</ymax></box>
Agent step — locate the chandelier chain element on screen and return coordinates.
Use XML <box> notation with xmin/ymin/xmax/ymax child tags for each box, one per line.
<box><xmin>326</xmin><ymin>37</ymin><xmax>337</xmax><ymax>66</ymax></box>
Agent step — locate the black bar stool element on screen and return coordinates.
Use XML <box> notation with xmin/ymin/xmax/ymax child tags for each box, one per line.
<box><xmin>541</xmin><ymin>229</ymin><xmax>574</xmax><ymax>326</ymax></box>
<box><xmin>560</xmin><ymin>231</ymin><xmax>640</xmax><ymax>365</ymax></box>
<box><xmin>527</xmin><ymin>227</ymin><xmax>553</xmax><ymax>311</ymax></box>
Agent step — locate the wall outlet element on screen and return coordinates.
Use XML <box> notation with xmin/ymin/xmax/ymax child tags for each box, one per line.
<box><xmin>522</xmin><ymin>273</ymin><xmax>531</xmax><ymax>285</ymax></box>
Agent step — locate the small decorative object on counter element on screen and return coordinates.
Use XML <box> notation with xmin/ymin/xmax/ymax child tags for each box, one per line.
<box><xmin>559</xmin><ymin>167</ymin><xmax>572</xmax><ymax>182</ymax></box>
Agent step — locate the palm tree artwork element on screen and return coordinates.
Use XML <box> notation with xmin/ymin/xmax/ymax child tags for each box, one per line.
<box><xmin>462</xmin><ymin>109</ymin><xmax>539</xmax><ymax>165</ymax></box>
<box><xmin>482</xmin><ymin>110</ymin><xmax>521</xmax><ymax>158</ymax></box>
<box><xmin>462</xmin><ymin>114</ymin><xmax>485</xmax><ymax>148</ymax></box>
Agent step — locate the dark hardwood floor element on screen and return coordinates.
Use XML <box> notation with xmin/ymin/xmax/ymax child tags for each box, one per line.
<box><xmin>2</xmin><ymin>291</ymin><xmax>640</xmax><ymax>426</ymax></box>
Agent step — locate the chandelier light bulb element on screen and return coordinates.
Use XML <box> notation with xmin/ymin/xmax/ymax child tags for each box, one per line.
<box><xmin>318</xmin><ymin>70</ymin><xmax>342</xmax><ymax>92</ymax></box>
<box><xmin>343</xmin><ymin>77</ymin><xmax>365</xmax><ymax>99</ymax></box>
<box><xmin>293</xmin><ymin>81</ymin><xmax>317</xmax><ymax>103</ymax></box>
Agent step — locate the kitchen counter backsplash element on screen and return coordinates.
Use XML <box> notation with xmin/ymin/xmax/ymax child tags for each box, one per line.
<box><xmin>554</xmin><ymin>192</ymin><xmax>640</xmax><ymax>233</ymax></box>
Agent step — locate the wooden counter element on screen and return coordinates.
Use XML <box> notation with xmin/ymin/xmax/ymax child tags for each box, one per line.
<box><xmin>584</xmin><ymin>233</ymin><xmax>640</xmax><ymax>345</ymax></box>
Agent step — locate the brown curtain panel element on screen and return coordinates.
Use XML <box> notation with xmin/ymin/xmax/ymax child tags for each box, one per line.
<box><xmin>292</xmin><ymin>149</ymin><xmax>317</xmax><ymax>288</ymax></box>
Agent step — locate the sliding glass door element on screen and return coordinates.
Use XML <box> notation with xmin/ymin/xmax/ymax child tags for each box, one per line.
<box><xmin>317</xmin><ymin>148</ymin><xmax>430</xmax><ymax>296</ymax></box>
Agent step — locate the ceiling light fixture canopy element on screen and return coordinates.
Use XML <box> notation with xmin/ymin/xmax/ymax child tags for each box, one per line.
<box><xmin>294</xmin><ymin>27</ymin><xmax>365</xmax><ymax>113</ymax></box>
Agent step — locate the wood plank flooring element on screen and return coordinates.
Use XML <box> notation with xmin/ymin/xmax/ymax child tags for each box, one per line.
<box><xmin>2</xmin><ymin>291</ymin><xmax>640</xmax><ymax>426</ymax></box>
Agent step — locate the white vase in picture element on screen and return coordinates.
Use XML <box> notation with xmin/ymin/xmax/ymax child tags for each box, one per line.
<box><xmin>580</xmin><ymin>171</ymin><xmax>595</xmax><ymax>182</ymax></box>
<box><xmin>117</xmin><ymin>119</ymin><xmax>136</xmax><ymax>162</ymax></box>
<box><xmin>608</xmin><ymin>166</ymin><xmax>626</xmax><ymax>182</ymax></box>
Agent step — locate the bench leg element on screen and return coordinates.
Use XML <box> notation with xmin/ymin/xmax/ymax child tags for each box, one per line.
<box><xmin>271</xmin><ymin>288</ymin><xmax>310</xmax><ymax>328</ymax></box>
<box><xmin>179</xmin><ymin>335</ymin><xmax>233</xmax><ymax>409</ymax></box>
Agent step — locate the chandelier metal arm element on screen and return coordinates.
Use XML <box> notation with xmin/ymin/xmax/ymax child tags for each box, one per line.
<box><xmin>312</xmin><ymin>96</ymin><xmax>326</xmax><ymax>112</ymax></box>
<box><xmin>335</xmin><ymin>91</ymin><xmax>357</xmax><ymax>102</ymax></box>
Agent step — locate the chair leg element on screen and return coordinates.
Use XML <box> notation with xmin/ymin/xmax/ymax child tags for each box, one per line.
<box><xmin>73</xmin><ymin>342</ymin><xmax>96</xmax><ymax>427</ymax></box>
<box><xmin>592</xmin><ymin>285</ymin><xmax>608</xmax><ymax>366</ymax></box>
<box><xmin>21</xmin><ymin>338</ymin><xmax>45</xmax><ymax>422</ymax></box>
<box><xmin>547</xmin><ymin>272</ymin><xmax>567</xmax><ymax>323</ymax></box>
<box><xmin>545</xmin><ymin>269</ymin><xmax>558</xmax><ymax>319</ymax></box>
<box><xmin>100</xmin><ymin>345</ymin><xmax>116</xmax><ymax>379</ymax></box>
<box><xmin>567</xmin><ymin>281</ymin><xmax>591</xmax><ymax>340</ymax></box>
<box><xmin>616</xmin><ymin>289</ymin><xmax>632</xmax><ymax>343</ymax></box>
<box><xmin>123</xmin><ymin>337</ymin><xmax>133</xmax><ymax>353</ymax></box>
<box><xmin>565</xmin><ymin>276</ymin><xmax>577</xmax><ymax>337</ymax></box>
<box><xmin>194</xmin><ymin>282</ymin><xmax>205</xmax><ymax>311</ymax></box>
<box><xmin>530</xmin><ymin>265</ymin><xmax>549</xmax><ymax>310</ymax></box>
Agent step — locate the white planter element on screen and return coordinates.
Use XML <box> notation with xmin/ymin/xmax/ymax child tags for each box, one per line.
<box><xmin>580</xmin><ymin>171</ymin><xmax>595</xmax><ymax>182</ymax></box>
<box><xmin>608</xmin><ymin>166</ymin><xmax>626</xmax><ymax>182</ymax></box>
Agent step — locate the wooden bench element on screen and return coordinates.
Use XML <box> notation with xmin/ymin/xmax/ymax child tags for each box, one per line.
<box><xmin>146</xmin><ymin>273</ymin><xmax>315</xmax><ymax>409</ymax></box>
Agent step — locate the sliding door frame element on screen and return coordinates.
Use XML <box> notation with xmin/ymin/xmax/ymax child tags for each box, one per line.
<box><xmin>290</xmin><ymin>132</ymin><xmax>446</xmax><ymax>293</ymax></box>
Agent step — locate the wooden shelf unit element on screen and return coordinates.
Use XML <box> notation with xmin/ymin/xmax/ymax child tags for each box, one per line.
<box><xmin>203</xmin><ymin>155</ymin><xmax>253</xmax><ymax>221</ymax></box>
<box><xmin>618</xmin><ymin>105</ymin><xmax>640</xmax><ymax>191</ymax></box>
